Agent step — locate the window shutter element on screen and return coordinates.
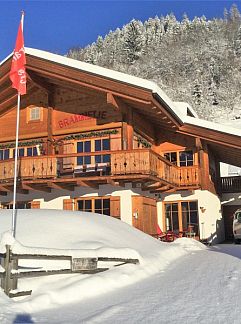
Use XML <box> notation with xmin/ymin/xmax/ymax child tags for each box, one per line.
<box><xmin>30</xmin><ymin>201</ymin><xmax>40</xmax><ymax>209</ymax></box>
<box><xmin>63</xmin><ymin>199</ymin><xmax>74</xmax><ymax>211</ymax></box>
<box><xmin>62</xmin><ymin>141</ymin><xmax>74</xmax><ymax>171</ymax></box>
<box><xmin>110</xmin><ymin>196</ymin><xmax>120</xmax><ymax>218</ymax></box>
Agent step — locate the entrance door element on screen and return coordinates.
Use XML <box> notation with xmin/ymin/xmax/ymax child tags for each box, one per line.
<box><xmin>132</xmin><ymin>196</ymin><xmax>158</xmax><ymax>235</ymax></box>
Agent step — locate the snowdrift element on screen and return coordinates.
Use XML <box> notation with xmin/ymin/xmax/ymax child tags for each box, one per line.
<box><xmin>0</xmin><ymin>209</ymin><xmax>205</xmax><ymax>313</ymax></box>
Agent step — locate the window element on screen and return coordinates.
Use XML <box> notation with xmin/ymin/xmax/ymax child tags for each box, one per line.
<box><xmin>30</xmin><ymin>107</ymin><xmax>41</xmax><ymax>121</ymax></box>
<box><xmin>27</xmin><ymin>147</ymin><xmax>38</xmax><ymax>157</ymax></box>
<box><xmin>164</xmin><ymin>201</ymin><xmax>199</xmax><ymax>235</ymax></box>
<box><xmin>77</xmin><ymin>141</ymin><xmax>91</xmax><ymax>165</ymax></box>
<box><xmin>13</xmin><ymin>148</ymin><xmax>24</xmax><ymax>157</ymax></box>
<box><xmin>77</xmin><ymin>199</ymin><xmax>92</xmax><ymax>212</ymax></box>
<box><xmin>179</xmin><ymin>151</ymin><xmax>193</xmax><ymax>166</ymax></box>
<box><xmin>76</xmin><ymin>138</ymin><xmax>110</xmax><ymax>165</ymax></box>
<box><xmin>165</xmin><ymin>203</ymin><xmax>179</xmax><ymax>232</ymax></box>
<box><xmin>0</xmin><ymin>149</ymin><xmax>9</xmax><ymax>160</ymax></box>
<box><xmin>12</xmin><ymin>146</ymin><xmax>39</xmax><ymax>158</ymax></box>
<box><xmin>181</xmin><ymin>201</ymin><xmax>199</xmax><ymax>234</ymax></box>
<box><xmin>95</xmin><ymin>138</ymin><xmax>110</xmax><ymax>163</ymax></box>
<box><xmin>76</xmin><ymin>197</ymin><xmax>110</xmax><ymax>216</ymax></box>
<box><xmin>164</xmin><ymin>152</ymin><xmax>177</xmax><ymax>165</ymax></box>
<box><xmin>0</xmin><ymin>145</ymin><xmax>40</xmax><ymax>160</ymax></box>
<box><xmin>1</xmin><ymin>202</ymin><xmax>31</xmax><ymax>209</ymax></box>
<box><xmin>164</xmin><ymin>150</ymin><xmax>194</xmax><ymax>167</ymax></box>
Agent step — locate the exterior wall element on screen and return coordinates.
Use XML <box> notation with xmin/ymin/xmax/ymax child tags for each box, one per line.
<box><xmin>0</xmin><ymin>183</ymin><xmax>156</xmax><ymax>227</ymax></box>
<box><xmin>0</xmin><ymin>104</ymin><xmax>48</xmax><ymax>142</ymax></box>
<box><xmin>158</xmin><ymin>190</ymin><xmax>225</xmax><ymax>244</ymax></box>
<box><xmin>0</xmin><ymin>185</ymin><xmax>226</xmax><ymax>243</ymax></box>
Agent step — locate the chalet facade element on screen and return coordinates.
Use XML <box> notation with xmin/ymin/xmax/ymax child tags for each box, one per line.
<box><xmin>1</xmin><ymin>48</ymin><xmax>241</xmax><ymax>243</ymax></box>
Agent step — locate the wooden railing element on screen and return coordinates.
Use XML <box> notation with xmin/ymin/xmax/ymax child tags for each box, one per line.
<box><xmin>173</xmin><ymin>166</ymin><xmax>200</xmax><ymax>187</ymax></box>
<box><xmin>221</xmin><ymin>176</ymin><xmax>241</xmax><ymax>193</ymax></box>
<box><xmin>0</xmin><ymin>156</ymin><xmax>57</xmax><ymax>181</ymax></box>
<box><xmin>0</xmin><ymin>149</ymin><xmax>200</xmax><ymax>188</ymax></box>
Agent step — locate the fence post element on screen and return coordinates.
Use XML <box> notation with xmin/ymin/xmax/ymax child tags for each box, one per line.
<box><xmin>1</xmin><ymin>245</ymin><xmax>18</xmax><ymax>296</ymax></box>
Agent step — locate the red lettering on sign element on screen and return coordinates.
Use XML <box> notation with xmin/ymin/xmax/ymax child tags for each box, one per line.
<box><xmin>58</xmin><ymin>112</ymin><xmax>107</xmax><ymax>128</ymax></box>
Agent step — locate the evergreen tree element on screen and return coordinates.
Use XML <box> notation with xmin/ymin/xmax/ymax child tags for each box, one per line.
<box><xmin>122</xmin><ymin>19</ymin><xmax>145</xmax><ymax>64</ymax></box>
<box><xmin>67</xmin><ymin>9</ymin><xmax>241</xmax><ymax>122</ymax></box>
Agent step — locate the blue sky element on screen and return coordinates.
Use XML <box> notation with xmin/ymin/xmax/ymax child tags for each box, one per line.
<box><xmin>0</xmin><ymin>1</ymin><xmax>241</xmax><ymax>61</ymax></box>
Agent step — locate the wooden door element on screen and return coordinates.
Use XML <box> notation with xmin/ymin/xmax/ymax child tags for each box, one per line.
<box><xmin>132</xmin><ymin>196</ymin><xmax>157</xmax><ymax>235</ymax></box>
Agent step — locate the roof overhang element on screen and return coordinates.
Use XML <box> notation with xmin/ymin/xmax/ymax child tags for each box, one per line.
<box><xmin>1</xmin><ymin>48</ymin><xmax>241</xmax><ymax>167</ymax></box>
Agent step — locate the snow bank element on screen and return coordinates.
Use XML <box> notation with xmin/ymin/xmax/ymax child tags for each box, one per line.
<box><xmin>0</xmin><ymin>209</ymin><xmax>205</xmax><ymax>313</ymax></box>
<box><xmin>172</xmin><ymin>237</ymin><xmax>208</xmax><ymax>251</ymax></box>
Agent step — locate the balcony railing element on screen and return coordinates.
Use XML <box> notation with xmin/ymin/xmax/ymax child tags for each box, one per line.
<box><xmin>0</xmin><ymin>149</ymin><xmax>200</xmax><ymax>188</ymax></box>
<box><xmin>221</xmin><ymin>176</ymin><xmax>241</xmax><ymax>193</ymax></box>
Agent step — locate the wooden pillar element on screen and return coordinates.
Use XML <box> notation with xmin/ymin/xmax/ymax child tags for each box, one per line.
<box><xmin>196</xmin><ymin>138</ymin><xmax>210</xmax><ymax>190</ymax></box>
<box><xmin>126</xmin><ymin>109</ymin><xmax>134</xmax><ymax>150</ymax></box>
<box><xmin>1</xmin><ymin>245</ymin><xmax>18</xmax><ymax>296</ymax></box>
<box><xmin>47</xmin><ymin>92</ymin><xmax>54</xmax><ymax>155</ymax></box>
<box><xmin>178</xmin><ymin>202</ymin><xmax>183</xmax><ymax>232</ymax></box>
<box><xmin>215</xmin><ymin>159</ymin><xmax>221</xmax><ymax>194</ymax></box>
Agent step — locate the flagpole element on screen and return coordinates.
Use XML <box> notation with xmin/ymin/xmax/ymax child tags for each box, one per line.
<box><xmin>11</xmin><ymin>93</ymin><xmax>21</xmax><ymax>237</ymax></box>
<box><xmin>10</xmin><ymin>11</ymin><xmax>26</xmax><ymax>238</ymax></box>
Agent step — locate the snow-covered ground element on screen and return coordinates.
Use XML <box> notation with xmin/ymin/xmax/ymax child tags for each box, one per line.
<box><xmin>0</xmin><ymin>209</ymin><xmax>240</xmax><ymax>323</ymax></box>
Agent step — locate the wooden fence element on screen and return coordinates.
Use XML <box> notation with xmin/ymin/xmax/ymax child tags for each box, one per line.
<box><xmin>0</xmin><ymin>245</ymin><xmax>139</xmax><ymax>298</ymax></box>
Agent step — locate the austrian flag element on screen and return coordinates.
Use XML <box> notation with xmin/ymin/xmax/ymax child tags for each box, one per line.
<box><xmin>9</xmin><ymin>13</ymin><xmax>26</xmax><ymax>95</ymax></box>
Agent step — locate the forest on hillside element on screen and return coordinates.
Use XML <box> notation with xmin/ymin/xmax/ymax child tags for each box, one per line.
<box><xmin>67</xmin><ymin>4</ymin><xmax>241</xmax><ymax>122</ymax></box>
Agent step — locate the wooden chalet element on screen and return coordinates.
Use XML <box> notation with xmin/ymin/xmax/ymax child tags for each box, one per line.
<box><xmin>1</xmin><ymin>48</ymin><xmax>241</xmax><ymax>243</ymax></box>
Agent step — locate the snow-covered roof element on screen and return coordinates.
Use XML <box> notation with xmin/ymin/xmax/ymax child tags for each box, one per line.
<box><xmin>22</xmin><ymin>48</ymin><xmax>185</xmax><ymax>123</ymax></box>
<box><xmin>183</xmin><ymin>115</ymin><xmax>241</xmax><ymax>138</ymax></box>
<box><xmin>174</xmin><ymin>102</ymin><xmax>199</xmax><ymax>118</ymax></box>
<box><xmin>1</xmin><ymin>47</ymin><xmax>241</xmax><ymax>140</ymax></box>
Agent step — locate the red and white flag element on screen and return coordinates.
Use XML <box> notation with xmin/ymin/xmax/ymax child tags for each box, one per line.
<box><xmin>9</xmin><ymin>13</ymin><xmax>26</xmax><ymax>95</ymax></box>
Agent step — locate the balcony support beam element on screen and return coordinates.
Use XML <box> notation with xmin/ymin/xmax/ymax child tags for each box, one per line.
<box><xmin>106</xmin><ymin>92</ymin><xmax>119</xmax><ymax>112</ymax></box>
<box><xmin>22</xmin><ymin>184</ymin><xmax>51</xmax><ymax>193</ymax></box>
<box><xmin>47</xmin><ymin>182</ymin><xmax>75</xmax><ymax>191</ymax></box>
<box><xmin>76</xmin><ymin>180</ymin><xmax>99</xmax><ymax>189</ymax></box>
<box><xmin>0</xmin><ymin>185</ymin><xmax>11</xmax><ymax>192</ymax></box>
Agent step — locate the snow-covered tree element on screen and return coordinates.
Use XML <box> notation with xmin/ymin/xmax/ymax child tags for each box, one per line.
<box><xmin>122</xmin><ymin>19</ymin><xmax>145</xmax><ymax>64</ymax></box>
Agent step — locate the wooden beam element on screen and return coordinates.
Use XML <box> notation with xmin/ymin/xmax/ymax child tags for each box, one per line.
<box><xmin>26</xmin><ymin>71</ymin><xmax>54</xmax><ymax>93</ymax></box>
<box><xmin>142</xmin><ymin>181</ymin><xmax>163</xmax><ymax>191</ymax></box>
<box><xmin>150</xmin><ymin>185</ymin><xmax>172</xmax><ymax>193</ymax></box>
<box><xmin>75</xmin><ymin>180</ymin><xmax>99</xmax><ymax>189</ymax></box>
<box><xmin>0</xmin><ymin>185</ymin><xmax>11</xmax><ymax>192</ymax></box>
<box><xmin>106</xmin><ymin>178</ymin><xmax>119</xmax><ymax>186</ymax></box>
<box><xmin>47</xmin><ymin>182</ymin><xmax>75</xmax><ymax>191</ymax></box>
<box><xmin>106</xmin><ymin>92</ymin><xmax>119</xmax><ymax>111</ymax></box>
<box><xmin>195</xmin><ymin>137</ymin><xmax>203</xmax><ymax>151</ymax></box>
<box><xmin>22</xmin><ymin>184</ymin><xmax>51</xmax><ymax>193</ymax></box>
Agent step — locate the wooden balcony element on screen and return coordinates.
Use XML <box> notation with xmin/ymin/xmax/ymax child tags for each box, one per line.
<box><xmin>221</xmin><ymin>176</ymin><xmax>241</xmax><ymax>193</ymax></box>
<box><xmin>0</xmin><ymin>149</ymin><xmax>200</xmax><ymax>193</ymax></box>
